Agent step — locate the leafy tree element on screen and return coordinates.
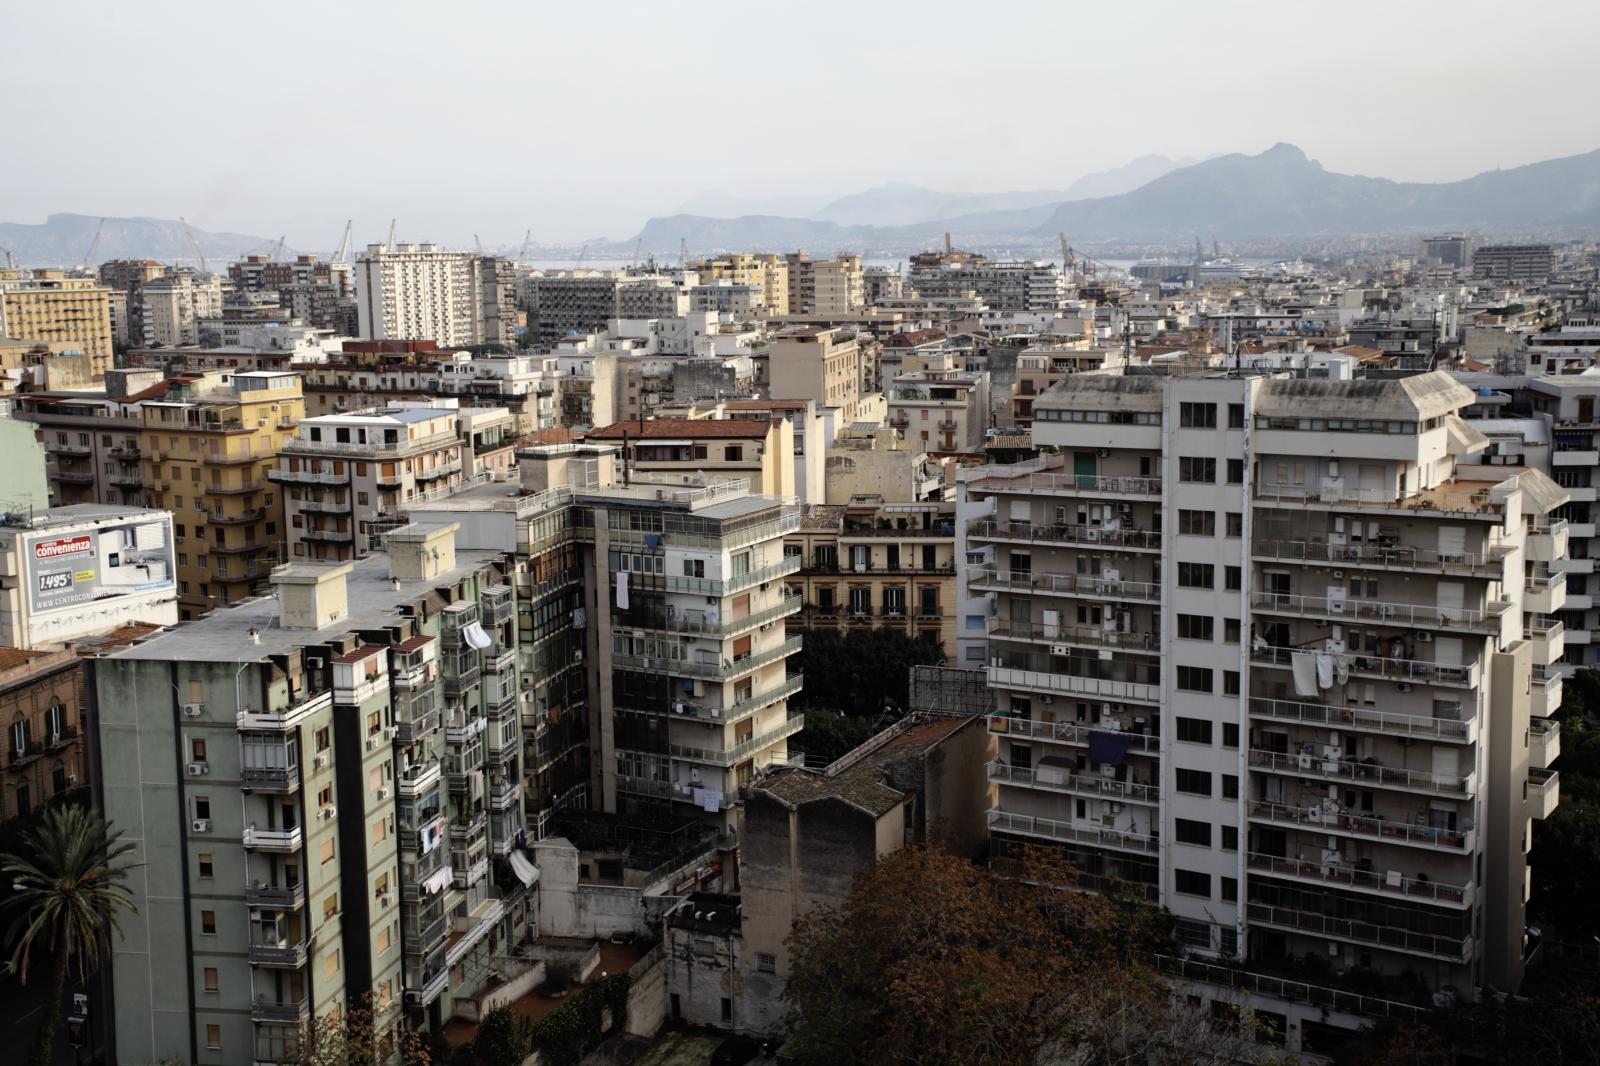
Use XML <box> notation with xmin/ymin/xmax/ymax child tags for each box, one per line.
<box><xmin>281</xmin><ymin>991</ymin><xmax>431</xmax><ymax>1066</ymax></box>
<box><xmin>791</xmin><ymin>629</ymin><xmax>944</xmax><ymax>719</ymax></box>
<box><xmin>789</xmin><ymin>708</ymin><xmax>877</xmax><ymax>763</ymax></box>
<box><xmin>1</xmin><ymin>805</ymin><xmax>140</xmax><ymax>1066</ymax></box>
<box><xmin>783</xmin><ymin>844</ymin><xmax>1281</xmax><ymax>1066</ymax></box>
<box><xmin>473</xmin><ymin>1004</ymin><xmax>529</xmax><ymax>1066</ymax></box>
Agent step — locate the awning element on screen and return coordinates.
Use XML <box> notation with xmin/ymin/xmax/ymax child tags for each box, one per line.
<box><xmin>462</xmin><ymin>622</ymin><xmax>494</xmax><ymax>650</ymax></box>
<box><xmin>508</xmin><ymin>849</ymin><xmax>539</xmax><ymax>888</ymax></box>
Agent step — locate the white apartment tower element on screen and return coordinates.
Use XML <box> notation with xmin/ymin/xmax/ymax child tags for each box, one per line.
<box><xmin>355</xmin><ymin>244</ymin><xmax>514</xmax><ymax>347</ymax></box>
<box><xmin>968</xmin><ymin>370</ymin><xmax>1563</xmax><ymax>1039</ymax></box>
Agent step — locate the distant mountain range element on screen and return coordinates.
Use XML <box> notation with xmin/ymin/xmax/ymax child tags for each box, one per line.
<box><xmin>0</xmin><ymin>213</ymin><xmax>279</xmax><ymax>268</ymax></box>
<box><xmin>633</xmin><ymin>144</ymin><xmax>1600</xmax><ymax>252</ymax></box>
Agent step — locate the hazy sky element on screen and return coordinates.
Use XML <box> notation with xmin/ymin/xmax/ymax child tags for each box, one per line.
<box><xmin>3</xmin><ymin>0</ymin><xmax>1596</xmax><ymax>249</ymax></box>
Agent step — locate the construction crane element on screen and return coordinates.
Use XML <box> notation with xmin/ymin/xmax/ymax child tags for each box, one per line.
<box><xmin>678</xmin><ymin>238</ymin><xmax>688</xmax><ymax>270</ymax></box>
<box><xmin>517</xmin><ymin>229</ymin><xmax>532</xmax><ymax>262</ymax></box>
<box><xmin>269</xmin><ymin>235</ymin><xmax>287</xmax><ymax>260</ymax></box>
<box><xmin>0</xmin><ymin>245</ymin><xmax>15</xmax><ymax>271</ymax></box>
<box><xmin>1059</xmin><ymin>232</ymin><xmax>1076</xmax><ymax>278</ymax></box>
<box><xmin>632</xmin><ymin>238</ymin><xmax>642</xmax><ymax>270</ymax></box>
<box><xmin>386</xmin><ymin>219</ymin><xmax>397</xmax><ymax>252</ymax></box>
<box><xmin>331</xmin><ymin>219</ymin><xmax>352</xmax><ymax>265</ymax></box>
<box><xmin>474</xmin><ymin>234</ymin><xmax>483</xmax><ymax>256</ymax></box>
<box><xmin>179</xmin><ymin>217</ymin><xmax>207</xmax><ymax>272</ymax></box>
<box><xmin>80</xmin><ymin>217</ymin><xmax>107</xmax><ymax>272</ymax></box>
<box><xmin>574</xmin><ymin>244</ymin><xmax>589</xmax><ymax>270</ymax></box>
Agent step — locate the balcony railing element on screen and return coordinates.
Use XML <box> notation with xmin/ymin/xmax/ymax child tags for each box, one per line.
<box><xmin>623</xmin><ymin>590</ymin><xmax>802</xmax><ymax>638</ymax></box>
<box><xmin>1152</xmin><ymin>955</ymin><xmax>1425</xmax><ymax>1023</ymax></box>
<box><xmin>242</xmin><ymin>824</ymin><xmax>305</xmax><ymax>851</ymax></box>
<box><xmin>613</xmin><ymin>635</ymin><xmax>802</xmax><ymax>682</ymax></box>
<box><xmin>967</xmin><ymin>518</ymin><xmax>1162</xmax><ymax>551</ymax></box>
<box><xmin>1248</xmin><ymin>749</ymin><xmax>1473</xmax><ymax>797</ymax></box>
<box><xmin>1246</xmin><ymin>852</ymin><xmax>1472</xmax><ymax>907</ymax></box>
<box><xmin>1245</xmin><ymin>902</ymin><xmax>1472</xmax><ymax>962</ymax></box>
<box><xmin>661</xmin><ymin>555</ymin><xmax>803</xmax><ymax>597</ymax></box>
<box><xmin>1247</xmin><ymin>800</ymin><xmax>1473</xmax><ymax>851</ymax></box>
<box><xmin>988</xmin><ymin>761</ymin><xmax>1158</xmax><ymax>803</ymax></box>
<box><xmin>969</xmin><ymin>567</ymin><xmax>1160</xmax><ymax>603</ymax></box>
<box><xmin>251</xmin><ymin>997</ymin><xmax>312</xmax><ymax>1023</ymax></box>
<box><xmin>1250</xmin><ymin>645</ymin><xmax>1478</xmax><ymax>689</ymax></box>
<box><xmin>987</xmin><ymin>714</ymin><xmax>1161</xmax><ymax>752</ymax></box>
<box><xmin>667</xmin><ymin>673</ymin><xmax>803</xmax><ymax>726</ymax></box>
<box><xmin>968</xmin><ymin>471</ymin><xmax>1163</xmax><ymax>498</ymax></box>
<box><xmin>248</xmin><ymin>940</ymin><xmax>309</xmax><ymax>967</ymax></box>
<box><xmin>1250</xmin><ymin>591</ymin><xmax>1511</xmax><ymax>630</ymax></box>
<box><xmin>1251</xmin><ymin>538</ymin><xmax>1510</xmax><ymax>575</ymax></box>
<box><xmin>1248</xmin><ymin>696</ymin><xmax>1473</xmax><ymax>742</ymax></box>
<box><xmin>667</xmin><ymin>713</ymin><xmax>804</xmax><ymax>766</ymax></box>
<box><xmin>987</xmin><ymin>808</ymin><xmax>1158</xmax><ymax>854</ymax></box>
<box><xmin>988</xmin><ymin>666</ymin><xmax>1160</xmax><ymax>705</ymax></box>
<box><xmin>988</xmin><ymin>618</ymin><xmax>1156</xmax><ymax>652</ymax></box>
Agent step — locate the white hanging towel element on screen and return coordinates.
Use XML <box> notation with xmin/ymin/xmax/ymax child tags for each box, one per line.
<box><xmin>616</xmin><ymin>570</ymin><xmax>630</xmax><ymax>610</ymax></box>
<box><xmin>1315</xmin><ymin>653</ymin><xmax>1335</xmax><ymax>689</ymax></box>
<box><xmin>1291</xmin><ymin>651</ymin><xmax>1319</xmax><ymax>697</ymax></box>
<box><xmin>1334</xmin><ymin>656</ymin><xmax>1351</xmax><ymax>686</ymax></box>
<box><xmin>462</xmin><ymin>621</ymin><xmax>494</xmax><ymax>650</ymax></box>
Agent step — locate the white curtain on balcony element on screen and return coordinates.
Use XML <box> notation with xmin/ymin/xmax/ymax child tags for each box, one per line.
<box><xmin>462</xmin><ymin>622</ymin><xmax>494</xmax><ymax>650</ymax></box>
<box><xmin>508</xmin><ymin>849</ymin><xmax>539</xmax><ymax>888</ymax></box>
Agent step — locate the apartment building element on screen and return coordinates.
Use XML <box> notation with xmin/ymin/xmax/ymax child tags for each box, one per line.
<box><xmin>430</xmin><ymin>351</ymin><xmax>562</xmax><ymax>432</ymax></box>
<box><xmin>908</xmin><ymin>253</ymin><xmax>1068</xmax><ymax>312</ymax></box>
<box><xmin>967</xmin><ymin>370</ymin><xmax>1563</xmax><ymax>1047</ymax></box>
<box><xmin>0</xmin><ymin>270</ymin><xmax>114</xmax><ymax>371</ymax></box>
<box><xmin>1008</xmin><ymin>345</ymin><xmax>1120</xmax><ymax>430</ymax></box>
<box><xmin>98</xmin><ymin>259</ymin><xmax>167</xmax><ymax>346</ymax></box>
<box><xmin>0</xmin><ymin>646</ymin><xmax>87</xmax><ymax>823</ymax></box>
<box><xmin>584</xmin><ymin>417</ymin><xmax>796</xmax><ymax>499</ymax></box>
<box><xmin>141</xmin><ymin>270</ymin><xmax>225</xmax><ymax>347</ymax></box>
<box><xmin>141</xmin><ymin>370</ymin><xmax>305</xmax><ymax>618</ymax></box>
<box><xmin>694</xmin><ymin>253</ymin><xmax>790</xmax><ymax>314</ymax></box>
<box><xmin>785</xmin><ymin>498</ymin><xmax>957</xmax><ymax>652</ymax></box>
<box><xmin>783</xmin><ymin>254</ymin><xmax>864</xmax><ymax>315</ymax></box>
<box><xmin>355</xmin><ymin>244</ymin><xmax>514</xmax><ymax>347</ymax></box>
<box><xmin>723</xmin><ymin>399</ymin><xmax>827</xmax><ymax>505</ymax></box>
<box><xmin>862</xmin><ymin>265</ymin><xmax>903</xmax><ymax>305</ymax></box>
<box><xmin>768</xmin><ymin>326</ymin><xmax>867</xmax><ymax>426</ymax></box>
<box><xmin>19</xmin><ymin>383</ymin><xmax>166</xmax><ymax>508</ymax></box>
<box><xmin>523</xmin><ymin>272</ymin><xmax>687</xmax><ymax>342</ymax></box>
<box><xmin>274</xmin><ymin>406</ymin><xmax>464</xmax><ymax>563</ymax></box>
<box><xmin>90</xmin><ymin>529</ymin><xmax>532</xmax><ymax>1064</ymax></box>
<box><xmin>886</xmin><ymin>367</ymin><xmax>990</xmax><ymax>452</ymax></box>
<box><xmin>412</xmin><ymin>444</ymin><xmax>805</xmax><ymax>835</ymax></box>
<box><xmin>1473</xmin><ymin>244</ymin><xmax>1555</xmax><ymax>285</ymax></box>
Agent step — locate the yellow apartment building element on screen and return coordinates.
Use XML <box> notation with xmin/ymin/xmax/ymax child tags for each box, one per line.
<box><xmin>0</xmin><ymin>270</ymin><xmax>115</xmax><ymax>375</ymax></box>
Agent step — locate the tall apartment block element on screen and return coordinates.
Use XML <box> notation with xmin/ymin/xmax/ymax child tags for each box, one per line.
<box><xmin>0</xmin><ymin>269</ymin><xmax>115</xmax><ymax>372</ymax></box>
<box><xmin>141</xmin><ymin>270</ymin><xmax>224</xmax><ymax>347</ymax></box>
<box><xmin>142</xmin><ymin>371</ymin><xmax>305</xmax><ymax>618</ymax></box>
<box><xmin>782</xmin><ymin>254</ymin><xmax>863</xmax><ymax>315</ymax></box>
<box><xmin>90</xmin><ymin>525</ymin><xmax>532</xmax><ymax>1065</ymax></box>
<box><xmin>967</xmin><ymin>371</ymin><xmax>1562</xmax><ymax>1037</ymax></box>
<box><xmin>355</xmin><ymin>244</ymin><xmax>515</xmax><ymax>347</ymax></box>
<box><xmin>273</xmin><ymin>405</ymin><xmax>465</xmax><ymax>563</ymax></box>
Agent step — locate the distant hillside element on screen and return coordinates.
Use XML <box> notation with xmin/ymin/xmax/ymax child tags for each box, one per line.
<box><xmin>0</xmin><ymin>213</ymin><xmax>279</xmax><ymax>268</ymax></box>
<box><xmin>811</xmin><ymin>182</ymin><xmax>1075</xmax><ymax>228</ymax></box>
<box><xmin>1062</xmin><ymin>154</ymin><xmax>1194</xmax><ymax>200</ymax></box>
<box><xmin>634</xmin><ymin>214</ymin><xmax>873</xmax><ymax>254</ymax></box>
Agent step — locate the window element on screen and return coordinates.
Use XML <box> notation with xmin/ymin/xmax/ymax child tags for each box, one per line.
<box><xmin>1177</xmin><ymin>667</ymin><xmax>1213</xmax><ymax>693</ymax></box>
<box><xmin>203</xmin><ymin>967</ymin><xmax>219</xmax><ymax>993</ymax></box>
<box><xmin>318</xmin><ymin>784</ymin><xmax>333</xmax><ymax>809</ymax></box>
<box><xmin>757</xmin><ymin>952</ymin><xmax>776</xmax><ymax>974</ymax></box>
<box><xmin>1224</xmin><ymin>619</ymin><xmax>1241</xmax><ymax>643</ymax></box>
<box><xmin>1179</xmin><ymin>457</ymin><xmax>1216</xmax><ymax>483</ymax></box>
<box><xmin>730</xmin><ymin>551</ymin><xmax>751</xmax><ymax>578</ymax></box>
<box><xmin>320</xmin><ymin>839</ymin><xmax>335</xmax><ymax>865</ymax></box>
<box><xmin>1175</xmin><ymin>717</ymin><xmax>1213</xmax><ymax>744</ymax></box>
<box><xmin>324</xmin><ymin>893</ymin><xmax>338</xmax><ymax>921</ymax></box>
<box><xmin>1176</xmin><ymin>769</ymin><xmax>1212</xmax><ymax>796</ymax></box>
<box><xmin>1225</xmin><ymin>512</ymin><xmax>1242</xmax><ymax>537</ymax></box>
<box><xmin>1224</xmin><ymin>566</ymin><xmax>1242</xmax><ymax>591</ymax></box>
<box><xmin>1222</xmin><ymin>774</ymin><xmax>1239</xmax><ymax>799</ymax></box>
<box><xmin>1222</xmin><ymin>723</ymin><xmax>1240</xmax><ymax>749</ymax></box>
<box><xmin>1178</xmin><ymin>510</ymin><xmax>1215</xmax><ymax>536</ymax></box>
<box><xmin>1179</xmin><ymin>402</ymin><xmax>1217</xmax><ymax>429</ymax></box>
<box><xmin>198</xmin><ymin>853</ymin><xmax>214</xmax><ymax>879</ymax></box>
<box><xmin>1221</xmin><ymin>876</ymin><xmax>1238</xmax><ymax>903</ymax></box>
<box><xmin>325</xmin><ymin>949</ymin><xmax>340</xmax><ymax>980</ymax></box>
<box><xmin>1221</xmin><ymin>825</ymin><xmax>1239</xmax><ymax>851</ymax></box>
<box><xmin>1175</xmin><ymin>818</ymin><xmax>1211</xmax><ymax>846</ymax></box>
<box><xmin>1177</xmin><ymin>614</ymin><xmax>1213</xmax><ymax>641</ymax></box>
<box><xmin>371</xmin><ymin>819</ymin><xmax>387</xmax><ymax>846</ymax></box>
<box><xmin>191</xmin><ymin>738</ymin><xmax>207</xmax><ymax>762</ymax></box>
<box><xmin>722</xmin><ymin>997</ymin><xmax>733</xmax><ymax>1022</ymax></box>
<box><xmin>1226</xmin><ymin>458</ymin><xmax>1244</xmax><ymax>484</ymax></box>
<box><xmin>1227</xmin><ymin>403</ymin><xmax>1245</xmax><ymax>429</ymax></box>
<box><xmin>965</xmin><ymin>614</ymin><xmax>985</xmax><ymax>631</ymax></box>
<box><xmin>200</xmin><ymin>909</ymin><xmax>216</xmax><ymax>935</ymax></box>
<box><xmin>1223</xmin><ymin>670</ymin><xmax>1240</xmax><ymax>696</ymax></box>
<box><xmin>1177</xmin><ymin>562</ymin><xmax>1214</xmax><ymax>589</ymax></box>
<box><xmin>194</xmin><ymin>795</ymin><xmax>211</xmax><ymax>820</ymax></box>
<box><xmin>683</xmin><ymin>558</ymin><xmax>705</xmax><ymax>578</ymax></box>
<box><xmin>205</xmin><ymin>1024</ymin><xmax>221</xmax><ymax>1050</ymax></box>
<box><xmin>377</xmin><ymin>925</ymin><xmax>393</xmax><ymax>954</ymax></box>
<box><xmin>1175</xmin><ymin>869</ymin><xmax>1211</xmax><ymax>898</ymax></box>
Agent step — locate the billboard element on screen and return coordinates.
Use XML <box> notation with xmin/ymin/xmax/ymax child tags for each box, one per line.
<box><xmin>25</xmin><ymin>516</ymin><xmax>176</xmax><ymax>614</ymax></box>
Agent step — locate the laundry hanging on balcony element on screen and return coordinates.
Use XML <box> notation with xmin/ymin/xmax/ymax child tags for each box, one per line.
<box><xmin>1315</xmin><ymin>653</ymin><xmax>1335</xmax><ymax>690</ymax></box>
<box><xmin>616</xmin><ymin>570</ymin><xmax>630</xmax><ymax>610</ymax></box>
<box><xmin>508</xmin><ymin>849</ymin><xmax>539</xmax><ymax>888</ymax></box>
<box><xmin>462</xmin><ymin>622</ymin><xmax>495</xmax><ymax>650</ymax></box>
<box><xmin>1087</xmin><ymin>730</ymin><xmax>1130</xmax><ymax>767</ymax></box>
<box><xmin>1291</xmin><ymin>651</ymin><xmax>1319</xmax><ymax>697</ymax></box>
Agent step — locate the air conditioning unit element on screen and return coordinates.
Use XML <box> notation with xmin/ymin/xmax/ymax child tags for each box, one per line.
<box><xmin>1050</xmin><ymin>644</ymin><xmax>1069</xmax><ymax>656</ymax></box>
<box><xmin>1397</xmin><ymin>682</ymin><xmax>1412</xmax><ymax>693</ymax></box>
<box><xmin>191</xmin><ymin>818</ymin><xmax>212</xmax><ymax>833</ymax></box>
<box><xmin>320</xmin><ymin>806</ymin><xmax>337</xmax><ymax>820</ymax></box>
<box><xmin>387</xmin><ymin>726</ymin><xmax>399</xmax><ymax>741</ymax></box>
<box><xmin>313</xmin><ymin>753</ymin><xmax>328</xmax><ymax>769</ymax></box>
<box><xmin>187</xmin><ymin>762</ymin><xmax>208</xmax><ymax>776</ymax></box>
<box><xmin>377</xmin><ymin>786</ymin><xmax>392</xmax><ymax>800</ymax></box>
<box><xmin>1416</xmin><ymin>631</ymin><xmax>1433</xmax><ymax>643</ymax></box>
<box><xmin>1095</xmin><ymin>449</ymin><xmax>1109</xmax><ymax>458</ymax></box>
<box><xmin>690</xmin><ymin>768</ymin><xmax>703</xmax><ymax>783</ymax></box>
<box><xmin>1332</xmin><ymin>570</ymin><xmax>1344</xmax><ymax>580</ymax></box>
<box><xmin>1108</xmin><ymin>802</ymin><xmax>1124</xmax><ymax>814</ymax></box>
<box><xmin>306</xmin><ymin>656</ymin><xmax>324</xmax><ymax>669</ymax></box>
<box><xmin>367</xmin><ymin>736</ymin><xmax>383</xmax><ymax>751</ymax></box>
<box><xmin>182</xmin><ymin>703</ymin><xmax>204</xmax><ymax>717</ymax></box>
<box><xmin>1040</xmin><ymin>694</ymin><xmax>1054</xmax><ymax>704</ymax></box>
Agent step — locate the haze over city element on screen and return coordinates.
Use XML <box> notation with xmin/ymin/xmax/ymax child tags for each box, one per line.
<box><xmin>3</xmin><ymin>0</ymin><xmax>1598</xmax><ymax>246</ymax></box>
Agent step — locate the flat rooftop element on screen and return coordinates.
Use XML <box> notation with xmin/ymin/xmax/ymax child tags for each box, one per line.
<box><xmin>104</xmin><ymin>549</ymin><xmax>505</xmax><ymax>662</ymax></box>
<box><xmin>0</xmin><ymin>503</ymin><xmax>166</xmax><ymax>530</ymax></box>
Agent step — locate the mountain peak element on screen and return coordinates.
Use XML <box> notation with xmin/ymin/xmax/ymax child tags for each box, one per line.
<box><xmin>1263</xmin><ymin>142</ymin><xmax>1306</xmax><ymax>159</ymax></box>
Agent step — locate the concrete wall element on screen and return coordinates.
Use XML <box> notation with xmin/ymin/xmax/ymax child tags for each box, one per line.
<box><xmin>666</xmin><ymin>925</ymin><xmax>742</xmax><ymax>1030</ymax></box>
<box><xmin>625</xmin><ymin>941</ymin><xmax>668</xmax><ymax>1038</ymax></box>
<box><xmin>922</xmin><ymin>716</ymin><xmax>995</xmax><ymax>859</ymax></box>
<box><xmin>532</xmin><ymin>838</ymin><xmax>653</xmax><ymax>940</ymax></box>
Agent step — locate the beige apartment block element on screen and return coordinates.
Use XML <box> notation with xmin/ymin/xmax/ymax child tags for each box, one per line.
<box><xmin>0</xmin><ymin>270</ymin><xmax>114</xmax><ymax>372</ymax></box>
<box><xmin>585</xmin><ymin>417</ymin><xmax>795</xmax><ymax>499</ymax></box>
<box><xmin>768</xmin><ymin>326</ymin><xmax>867</xmax><ymax>427</ymax></box>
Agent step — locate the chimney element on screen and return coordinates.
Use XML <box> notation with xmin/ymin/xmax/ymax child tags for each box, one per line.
<box><xmin>270</xmin><ymin>563</ymin><xmax>354</xmax><ymax>630</ymax></box>
<box><xmin>386</xmin><ymin>523</ymin><xmax>458</xmax><ymax>582</ymax></box>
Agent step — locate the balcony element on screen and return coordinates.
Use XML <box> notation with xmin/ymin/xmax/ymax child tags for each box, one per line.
<box><xmin>987</xmin><ymin>761</ymin><xmax>1158</xmax><ymax>804</ymax></box>
<box><xmin>242</xmin><ymin>824</ymin><xmax>304</xmax><ymax>851</ymax></box>
<box><xmin>487</xmin><ymin>778</ymin><xmax>522</xmax><ymax>809</ymax></box>
<box><xmin>249</xmin><ymin>940</ymin><xmax>309</xmax><ymax>968</ymax></box>
<box><xmin>453</xmin><ymin>857</ymin><xmax>490</xmax><ymax>889</ymax></box>
<box><xmin>1247</xmin><ymin>800</ymin><xmax>1474</xmax><ymax>853</ymax></box>
<box><xmin>395</xmin><ymin>704</ymin><xmax>441</xmax><ymax>745</ymax></box>
<box><xmin>1250</xmin><ymin>590</ymin><xmax>1511</xmax><ymax>633</ymax></box>
<box><xmin>1245</xmin><ymin>902</ymin><xmax>1473</xmax><ymax>963</ymax></box>
<box><xmin>1530</xmin><ymin>717</ymin><xmax>1561</xmax><ymax>770</ymax></box>
<box><xmin>1249</xmin><ymin>749</ymin><xmax>1474</xmax><ymax>797</ymax></box>
<box><xmin>987</xmin><ymin>808</ymin><xmax>1158</xmax><ymax>855</ymax></box>
<box><xmin>627</xmin><ymin>590</ymin><xmax>802</xmax><ymax>638</ymax></box>
<box><xmin>209</xmin><ymin>477</ymin><xmax>268</xmax><ymax>495</ymax></box>
<box><xmin>397</xmin><ymin>761</ymin><xmax>442</xmax><ymax>798</ymax></box>
<box><xmin>107</xmin><ymin>468</ymin><xmax>144</xmax><ymax>488</ymax></box>
<box><xmin>967</xmin><ymin>518</ymin><xmax>1162</xmax><ymax>553</ymax></box>
<box><xmin>269</xmin><ymin>467</ymin><xmax>347</xmax><ymax>485</ymax></box>
<box><xmin>450</xmin><ymin>810</ymin><xmax>487</xmax><ymax>842</ymax></box>
<box><xmin>414</xmin><ymin>458</ymin><xmax>463</xmax><ymax>482</ymax></box>
<box><xmin>209</xmin><ymin>506</ymin><xmax>268</xmax><ymax>525</ymax></box>
<box><xmin>987</xmin><ymin>665</ymin><xmax>1160</xmax><ymax>706</ymax></box>
<box><xmin>245</xmin><ymin>881</ymin><xmax>307</xmax><ymax>908</ymax></box>
<box><xmin>988</xmin><ymin>618</ymin><xmax>1156</xmax><ymax>654</ymax></box>
<box><xmin>1526</xmin><ymin>619</ymin><xmax>1565</xmax><ymax>666</ymax></box>
<box><xmin>294</xmin><ymin>496</ymin><xmax>348</xmax><ymax>514</ymax></box>
<box><xmin>1250</xmin><ymin>644</ymin><xmax>1479</xmax><ymax>690</ymax></box>
<box><xmin>1248</xmin><ymin>696</ymin><xmax>1475</xmax><ymax>744</ymax></box>
<box><xmin>1529</xmin><ymin>766</ymin><xmax>1559</xmax><ymax>820</ymax></box>
<box><xmin>1526</xmin><ymin>567</ymin><xmax>1567</xmax><ymax>614</ymax></box>
<box><xmin>240</xmin><ymin>764</ymin><xmax>299</xmax><ymax>793</ymax></box>
<box><xmin>442</xmin><ymin>656</ymin><xmax>481</xmax><ymax>697</ymax></box>
<box><xmin>667</xmin><ymin>713</ymin><xmax>804</xmax><ymax>766</ymax></box>
<box><xmin>668</xmin><ymin>673</ymin><xmax>803</xmax><ymax>726</ymax></box>
<box><xmin>969</xmin><ymin>567</ymin><xmax>1159</xmax><ymax>603</ymax></box>
<box><xmin>1532</xmin><ymin>665</ymin><xmax>1562</xmax><ymax>718</ymax></box>
<box><xmin>481</xmin><ymin>585</ymin><xmax>515</xmax><ymax>625</ymax></box>
<box><xmin>967</xmin><ymin>469</ymin><xmax>1162</xmax><ymax>500</ymax></box>
<box><xmin>1251</xmin><ymin>538</ymin><xmax>1510</xmax><ymax>579</ymax></box>
<box><xmin>662</xmin><ymin>555</ymin><xmax>803</xmax><ymax>597</ymax></box>
<box><xmin>301</xmin><ymin>527</ymin><xmax>354</xmax><ymax>544</ymax></box>
<box><xmin>617</xmin><ymin>773</ymin><xmax>673</xmax><ymax>800</ymax></box>
<box><xmin>251</xmin><ymin>997</ymin><xmax>312</xmax><ymax>1024</ymax></box>
<box><xmin>405</xmin><ymin>967</ymin><xmax>450</xmax><ymax>1007</ymax></box>
<box><xmin>1246</xmin><ymin>852</ymin><xmax>1473</xmax><ymax>908</ymax></box>
<box><xmin>237</xmin><ymin>691</ymin><xmax>333</xmax><ymax>733</ymax></box>
<box><xmin>615</xmin><ymin>635</ymin><xmax>802</xmax><ymax>683</ymax></box>
<box><xmin>987</xmin><ymin>714</ymin><xmax>1160</xmax><ymax>753</ymax></box>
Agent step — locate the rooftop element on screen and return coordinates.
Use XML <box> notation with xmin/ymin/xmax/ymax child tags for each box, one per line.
<box><xmin>753</xmin><ymin>714</ymin><xmax>972</xmax><ymax>818</ymax></box>
<box><xmin>0</xmin><ymin>503</ymin><xmax>167</xmax><ymax>531</ymax></box>
<box><xmin>587</xmin><ymin>418</ymin><xmax>771</xmax><ymax>440</ymax></box>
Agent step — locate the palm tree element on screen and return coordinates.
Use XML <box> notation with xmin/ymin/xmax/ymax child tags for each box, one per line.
<box><xmin>2</xmin><ymin>804</ymin><xmax>140</xmax><ymax>1066</ymax></box>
